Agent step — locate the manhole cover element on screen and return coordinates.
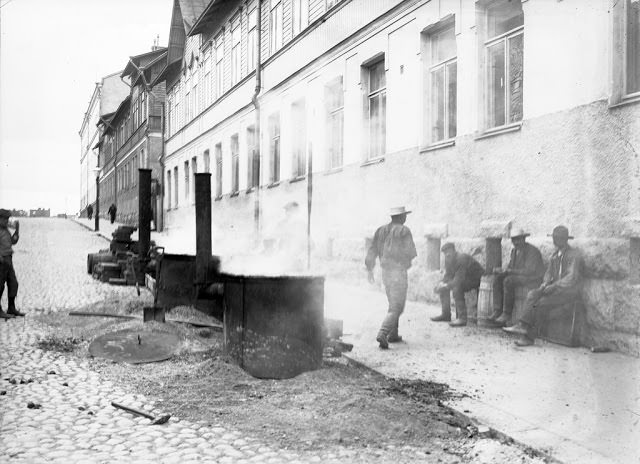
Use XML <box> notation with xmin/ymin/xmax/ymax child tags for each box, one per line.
<box><xmin>89</xmin><ymin>329</ymin><xmax>181</xmax><ymax>364</ymax></box>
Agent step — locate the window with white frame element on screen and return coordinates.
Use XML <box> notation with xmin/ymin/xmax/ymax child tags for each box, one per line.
<box><xmin>269</xmin><ymin>113</ymin><xmax>281</xmax><ymax>183</ymax></box>
<box><xmin>292</xmin><ymin>0</ymin><xmax>309</xmax><ymax>36</ymax></box>
<box><xmin>141</xmin><ymin>90</ymin><xmax>147</xmax><ymax>121</ymax></box>
<box><xmin>627</xmin><ymin>0</ymin><xmax>640</xmax><ymax>96</ymax></box>
<box><xmin>366</xmin><ymin>59</ymin><xmax>387</xmax><ymax>160</ymax></box>
<box><xmin>203</xmin><ymin>48</ymin><xmax>212</xmax><ymax>107</ymax></box>
<box><xmin>270</xmin><ymin>0</ymin><xmax>283</xmax><ymax>54</ymax></box>
<box><xmin>215</xmin><ymin>143</ymin><xmax>223</xmax><ymax>198</ymax></box>
<box><xmin>215</xmin><ymin>36</ymin><xmax>224</xmax><ymax>98</ymax></box>
<box><xmin>204</xmin><ymin>149</ymin><xmax>211</xmax><ymax>173</ymax></box>
<box><xmin>325</xmin><ymin>76</ymin><xmax>344</xmax><ymax>169</ymax></box>
<box><xmin>247</xmin><ymin>125</ymin><xmax>259</xmax><ymax>188</ymax></box>
<box><xmin>248</xmin><ymin>8</ymin><xmax>258</xmax><ymax>71</ymax></box>
<box><xmin>231</xmin><ymin>135</ymin><xmax>240</xmax><ymax>193</ymax></box>
<box><xmin>167</xmin><ymin>94</ymin><xmax>173</xmax><ymax>137</ymax></box>
<box><xmin>191</xmin><ymin>156</ymin><xmax>198</xmax><ymax>203</ymax></box>
<box><xmin>291</xmin><ymin>99</ymin><xmax>307</xmax><ymax>178</ymax></box>
<box><xmin>184</xmin><ymin>161</ymin><xmax>190</xmax><ymax>202</ymax></box>
<box><xmin>428</xmin><ymin>23</ymin><xmax>457</xmax><ymax>143</ymax></box>
<box><xmin>232</xmin><ymin>21</ymin><xmax>241</xmax><ymax>85</ymax></box>
<box><xmin>174</xmin><ymin>166</ymin><xmax>179</xmax><ymax>207</ymax></box>
<box><xmin>485</xmin><ymin>0</ymin><xmax>524</xmax><ymax>129</ymax></box>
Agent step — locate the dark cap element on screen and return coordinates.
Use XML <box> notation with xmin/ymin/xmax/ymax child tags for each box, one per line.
<box><xmin>548</xmin><ymin>225</ymin><xmax>574</xmax><ymax>240</ymax></box>
<box><xmin>441</xmin><ymin>242</ymin><xmax>456</xmax><ymax>252</ymax></box>
<box><xmin>0</xmin><ymin>209</ymin><xmax>11</xmax><ymax>219</ymax></box>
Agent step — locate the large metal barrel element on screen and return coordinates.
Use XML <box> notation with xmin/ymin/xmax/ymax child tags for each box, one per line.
<box><xmin>222</xmin><ymin>273</ymin><xmax>325</xmax><ymax>380</ymax></box>
<box><xmin>87</xmin><ymin>252</ymin><xmax>115</xmax><ymax>274</ymax></box>
<box><xmin>477</xmin><ymin>274</ymin><xmax>496</xmax><ymax>327</ymax></box>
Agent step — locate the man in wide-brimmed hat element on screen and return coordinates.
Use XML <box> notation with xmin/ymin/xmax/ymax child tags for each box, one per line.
<box><xmin>0</xmin><ymin>208</ymin><xmax>24</xmax><ymax>318</ymax></box>
<box><xmin>503</xmin><ymin>225</ymin><xmax>583</xmax><ymax>346</ymax></box>
<box><xmin>431</xmin><ymin>242</ymin><xmax>484</xmax><ymax>327</ymax></box>
<box><xmin>365</xmin><ymin>206</ymin><xmax>417</xmax><ymax>349</ymax></box>
<box><xmin>488</xmin><ymin>228</ymin><xmax>545</xmax><ymax>327</ymax></box>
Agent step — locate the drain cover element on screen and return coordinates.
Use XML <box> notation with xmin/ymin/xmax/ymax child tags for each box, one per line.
<box><xmin>89</xmin><ymin>329</ymin><xmax>181</xmax><ymax>364</ymax></box>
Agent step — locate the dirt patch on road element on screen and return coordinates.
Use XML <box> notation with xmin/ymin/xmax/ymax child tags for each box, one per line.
<box><xmin>32</xmin><ymin>304</ymin><xmax>548</xmax><ymax>463</ymax></box>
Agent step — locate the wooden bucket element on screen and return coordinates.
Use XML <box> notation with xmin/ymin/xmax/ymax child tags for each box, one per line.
<box><xmin>477</xmin><ymin>275</ymin><xmax>495</xmax><ymax>327</ymax></box>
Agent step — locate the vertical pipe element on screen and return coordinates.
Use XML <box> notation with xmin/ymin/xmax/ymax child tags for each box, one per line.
<box><xmin>252</xmin><ymin>0</ymin><xmax>263</xmax><ymax>244</ymax></box>
<box><xmin>195</xmin><ymin>173</ymin><xmax>212</xmax><ymax>284</ymax></box>
<box><xmin>138</xmin><ymin>168</ymin><xmax>152</xmax><ymax>258</ymax></box>
<box><xmin>306</xmin><ymin>142</ymin><xmax>313</xmax><ymax>270</ymax></box>
<box><xmin>94</xmin><ymin>175</ymin><xmax>100</xmax><ymax>232</ymax></box>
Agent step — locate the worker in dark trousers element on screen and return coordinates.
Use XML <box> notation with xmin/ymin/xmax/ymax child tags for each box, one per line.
<box><xmin>365</xmin><ymin>206</ymin><xmax>417</xmax><ymax>349</ymax></box>
<box><xmin>0</xmin><ymin>209</ymin><xmax>25</xmax><ymax>318</ymax></box>
<box><xmin>108</xmin><ymin>203</ymin><xmax>117</xmax><ymax>224</ymax></box>
<box><xmin>432</xmin><ymin>242</ymin><xmax>483</xmax><ymax>327</ymax></box>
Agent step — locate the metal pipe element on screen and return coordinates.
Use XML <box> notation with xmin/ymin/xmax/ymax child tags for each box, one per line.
<box><xmin>195</xmin><ymin>173</ymin><xmax>212</xmax><ymax>284</ymax></box>
<box><xmin>138</xmin><ymin>168</ymin><xmax>152</xmax><ymax>259</ymax></box>
<box><xmin>251</xmin><ymin>0</ymin><xmax>263</xmax><ymax>244</ymax></box>
<box><xmin>94</xmin><ymin>174</ymin><xmax>100</xmax><ymax>231</ymax></box>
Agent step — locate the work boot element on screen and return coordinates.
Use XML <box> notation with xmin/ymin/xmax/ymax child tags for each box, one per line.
<box><xmin>376</xmin><ymin>333</ymin><xmax>389</xmax><ymax>350</ymax></box>
<box><xmin>488</xmin><ymin>310</ymin><xmax>502</xmax><ymax>321</ymax></box>
<box><xmin>7</xmin><ymin>299</ymin><xmax>25</xmax><ymax>317</ymax></box>
<box><xmin>488</xmin><ymin>313</ymin><xmax>511</xmax><ymax>327</ymax></box>
<box><xmin>503</xmin><ymin>322</ymin><xmax>528</xmax><ymax>335</ymax></box>
<box><xmin>515</xmin><ymin>335</ymin><xmax>534</xmax><ymax>347</ymax></box>
<box><xmin>431</xmin><ymin>314</ymin><xmax>451</xmax><ymax>322</ymax></box>
<box><xmin>449</xmin><ymin>318</ymin><xmax>467</xmax><ymax>327</ymax></box>
<box><xmin>387</xmin><ymin>334</ymin><xmax>403</xmax><ymax>343</ymax></box>
<box><xmin>0</xmin><ymin>309</ymin><xmax>15</xmax><ymax>319</ymax></box>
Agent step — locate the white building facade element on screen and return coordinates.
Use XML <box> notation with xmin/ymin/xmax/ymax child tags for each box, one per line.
<box><xmin>159</xmin><ymin>0</ymin><xmax>640</xmax><ymax>354</ymax></box>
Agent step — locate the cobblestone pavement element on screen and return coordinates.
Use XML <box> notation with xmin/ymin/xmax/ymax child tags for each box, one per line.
<box><xmin>0</xmin><ymin>219</ymin><xmax>370</xmax><ymax>464</ymax></box>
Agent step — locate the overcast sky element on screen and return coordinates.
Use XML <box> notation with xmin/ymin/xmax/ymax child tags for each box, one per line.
<box><xmin>0</xmin><ymin>0</ymin><xmax>172</xmax><ymax>214</ymax></box>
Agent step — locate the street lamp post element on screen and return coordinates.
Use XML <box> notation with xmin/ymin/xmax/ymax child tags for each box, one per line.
<box><xmin>93</xmin><ymin>168</ymin><xmax>100</xmax><ymax>232</ymax></box>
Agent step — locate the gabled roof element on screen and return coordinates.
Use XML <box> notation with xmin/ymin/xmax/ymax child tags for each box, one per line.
<box><xmin>189</xmin><ymin>0</ymin><xmax>238</xmax><ymax>37</ymax></box>
<box><xmin>178</xmin><ymin>0</ymin><xmax>210</xmax><ymax>32</ymax></box>
<box><xmin>121</xmin><ymin>48</ymin><xmax>168</xmax><ymax>80</ymax></box>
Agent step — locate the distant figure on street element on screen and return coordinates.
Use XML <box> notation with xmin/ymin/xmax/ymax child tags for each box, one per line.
<box><xmin>108</xmin><ymin>203</ymin><xmax>117</xmax><ymax>224</ymax></box>
<box><xmin>503</xmin><ymin>225</ymin><xmax>583</xmax><ymax>346</ymax></box>
<box><xmin>0</xmin><ymin>209</ymin><xmax>25</xmax><ymax>318</ymax></box>
<box><xmin>365</xmin><ymin>206</ymin><xmax>417</xmax><ymax>349</ymax></box>
<box><xmin>87</xmin><ymin>204</ymin><xmax>93</xmax><ymax>221</ymax></box>
<box><xmin>432</xmin><ymin>242</ymin><xmax>483</xmax><ymax>327</ymax></box>
<box><xmin>488</xmin><ymin>228</ymin><xmax>545</xmax><ymax>327</ymax></box>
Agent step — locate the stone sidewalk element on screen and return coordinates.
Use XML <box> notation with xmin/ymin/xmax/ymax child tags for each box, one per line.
<box><xmin>324</xmin><ymin>282</ymin><xmax>640</xmax><ymax>464</ymax></box>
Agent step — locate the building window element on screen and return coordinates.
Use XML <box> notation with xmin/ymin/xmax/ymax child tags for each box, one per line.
<box><xmin>141</xmin><ymin>91</ymin><xmax>147</xmax><ymax>122</ymax></box>
<box><xmin>627</xmin><ymin>0</ymin><xmax>640</xmax><ymax>96</ymax></box>
<box><xmin>366</xmin><ymin>59</ymin><xmax>387</xmax><ymax>160</ymax></box>
<box><xmin>428</xmin><ymin>23</ymin><xmax>457</xmax><ymax>143</ymax></box>
<box><xmin>184</xmin><ymin>161</ymin><xmax>190</xmax><ymax>202</ymax></box>
<box><xmin>204</xmin><ymin>149</ymin><xmax>211</xmax><ymax>173</ymax></box>
<box><xmin>291</xmin><ymin>99</ymin><xmax>307</xmax><ymax>178</ymax></box>
<box><xmin>268</xmin><ymin>113</ymin><xmax>280</xmax><ymax>183</ymax></box>
<box><xmin>232</xmin><ymin>22</ymin><xmax>241</xmax><ymax>85</ymax></box>
<box><xmin>485</xmin><ymin>0</ymin><xmax>524</xmax><ymax>128</ymax></box>
<box><xmin>215</xmin><ymin>37</ymin><xmax>224</xmax><ymax>98</ymax></box>
<box><xmin>247</xmin><ymin>125</ymin><xmax>259</xmax><ymax>188</ymax></box>
<box><xmin>292</xmin><ymin>0</ymin><xmax>309</xmax><ymax>36</ymax></box>
<box><xmin>191</xmin><ymin>156</ymin><xmax>198</xmax><ymax>202</ymax></box>
<box><xmin>166</xmin><ymin>170</ymin><xmax>172</xmax><ymax>209</ymax></box>
<box><xmin>203</xmin><ymin>50</ymin><xmax>212</xmax><ymax>107</ymax></box>
<box><xmin>174</xmin><ymin>166</ymin><xmax>179</xmax><ymax>207</ymax></box>
<box><xmin>325</xmin><ymin>76</ymin><xmax>344</xmax><ymax>169</ymax></box>
<box><xmin>248</xmin><ymin>8</ymin><xmax>258</xmax><ymax>71</ymax></box>
<box><xmin>215</xmin><ymin>143</ymin><xmax>223</xmax><ymax>198</ymax></box>
<box><xmin>231</xmin><ymin>135</ymin><xmax>240</xmax><ymax>193</ymax></box>
<box><xmin>270</xmin><ymin>0</ymin><xmax>283</xmax><ymax>54</ymax></box>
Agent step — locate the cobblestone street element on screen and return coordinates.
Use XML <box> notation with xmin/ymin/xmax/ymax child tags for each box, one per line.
<box><xmin>0</xmin><ymin>219</ymin><xmax>347</xmax><ymax>463</ymax></box>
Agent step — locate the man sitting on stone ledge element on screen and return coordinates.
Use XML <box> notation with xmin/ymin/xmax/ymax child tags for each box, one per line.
<box><xmin>432</xmin><ymin>242</ymin><xmax>484</xmax><ymax>327</ymax></box>
<box><xmin>503</xmin><ymin>225</ymin><xmax>583</xmax><ymax>346</ymax></box>
<box><xmin>488</xmin><ymin>228</ymin><xmax>545</xmax><ymax>327</ymax></box>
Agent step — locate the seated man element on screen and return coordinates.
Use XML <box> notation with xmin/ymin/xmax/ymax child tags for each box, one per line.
<box><xmin>489</xmin><ymin>228</ymin><xmax>545</xmax><ymax>327</ymax></box>
<box><xmin>504</xmin><ymin>225</ymin><xmax>583</xmax><ymax>346</ymax></box>
<box><xmin>432</xmin><ymin>242</ymin><xmax>484</xmax><ymax>327</ymax></box>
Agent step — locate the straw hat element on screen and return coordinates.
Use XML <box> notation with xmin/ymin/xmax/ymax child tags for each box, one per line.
<box><xmin>389</xmin><ymin>206</ymin><xmax>411</xmax><ymax>216</ymax></box>
<box><xmin>510</xmin><ymin>228</ymin><xmax>530</xmax><ymax>239</ymax></box>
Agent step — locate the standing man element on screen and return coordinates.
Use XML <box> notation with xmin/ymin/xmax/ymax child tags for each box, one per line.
<box><xmin>504</xmin><ymin>225</ymin><xmax>583</xmax><ymax>346</ymax></box>
<box><xmin>489</xmin><ymin>228</ymin><xmax>545</xmax><ymax>327</ymax></box>
<box><xmin>87</xmin><ymin>204</ymin><xmax>93</xmax><ymax>221</ymax></box>
<box><xmin>431</xmin><ymin>243</ymin><xmax>484</xmax><ymax>327</ymax></box>
<box><xmin>108</xmin><ymin>203</ymin><xmax>117</xmax><ymax>224</ymax></box>
<box><xmin>0</xmin><ymin>209</ymin><xmax>25</xmax><ymax>318</ymax></box>
<box><xmin>365</xmin><ymin>206</ymin><xmax>417</xmax><ymax>349</ymax></box>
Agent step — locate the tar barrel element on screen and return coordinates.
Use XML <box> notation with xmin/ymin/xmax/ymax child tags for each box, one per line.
<box><xmin>222</xmin><ymin>273</ymin><xmax>325</xmax><ymax>379</ymax></box>
<box><xmin>477</xmin><ymin>274</ymin><xmax>496</xmax><ymax>327</ymax></box>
